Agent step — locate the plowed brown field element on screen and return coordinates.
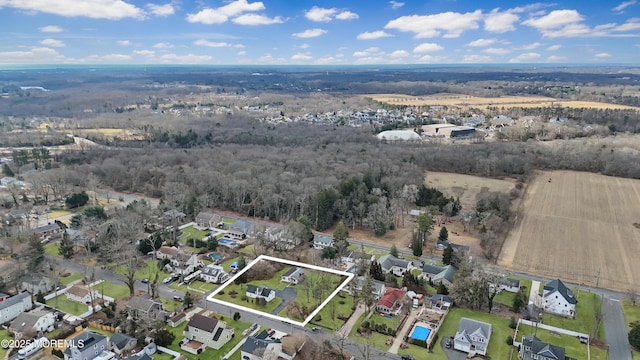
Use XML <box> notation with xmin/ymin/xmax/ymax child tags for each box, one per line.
<box><xmin>498</xmin><ymin>170</ymin><xmax>640</xmax><ymax>291</ymax></box>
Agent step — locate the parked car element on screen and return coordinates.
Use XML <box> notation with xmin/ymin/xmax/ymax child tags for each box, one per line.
<box><xmin>173</xmin><ymin>295</ymin><xmax>183</xmax><ymax>302</ymax></box>
<box><xmin>141</xmin><ymin>278</ymin><xmax>149</xmax><ymax>284</ymax></box>
<box><xmin>400</xmin><ymin>355</ymin><xmax>415</xmax><ymax>360</ymax></box>
<box><xmin>311</xmin><ymin>327</ymin><xmax>321</xmax><ymax>332</ymax></box>
<box><xmin>444</xmin><ymin>337</ymin><xmax>452</xmax><ymax>349</ymax></box>
<box><xmin>162</xmin><ymin>277</ymin><xmax>173</xmax><ymax>284</ymax></box>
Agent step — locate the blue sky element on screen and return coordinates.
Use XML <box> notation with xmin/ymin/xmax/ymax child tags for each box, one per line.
<box><xmin>0</xmin><ymin>0</ymin><xmax>639</xmax><ymax>65</ymax></box>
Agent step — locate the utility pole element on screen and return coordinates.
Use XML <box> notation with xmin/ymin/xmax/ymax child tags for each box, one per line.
<box><xmin>596</xmin><ymin>268</ymin><xmax>601</xmax><ymax>288</ymax></box>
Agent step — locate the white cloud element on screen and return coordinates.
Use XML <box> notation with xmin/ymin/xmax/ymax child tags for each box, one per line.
<box><xmin>117</xmin><ymin>40</ymin><xmax>132</xmax><ymax>46</ymax></box>
<box><xmin>153</xmin><ymin>42</ymin><xmax>174</xmax><ymax>49</ymax></box>
<box><xmin>547</xmin><ymin>44</ymin><xmax>562</xmax><ymax>51</ymax></box>
<box><xmin>40</xmin><ymin>38</ymin><xmax>65</xmax><ymax>47</ymax></box>
<box><xmin>389</xmin><ymin>50</ymin><xmax>409</xmax><ymax>58</ymax></box>
<box><xmin>0</xmin><ymin>0</ymin><xmax>145</xmax><ymax>20</ymax></box>
<box><xmin>233</xmin><ymin>13</ymin><xmax>284</xmax><ymax>25</ymax></box>
<box><xmin>298</xmin><ymin>43</ymin><xmax>310</xmax><ymax>49</ymax></box>
<box><xmin>352</xmin><ymin>47</ymin><xmax>382</xmax><ymax>57</ymax></box>
<box><xmin>314</xmin><ymin>56</ymin><xmax>342</xmax><ymax>65</ymax></box>
<box><xmin>415</xmin><ymin>54</ymin><xmax>444</xmax><ymax>63</ymax></box>
<box><xmin>147</xmin><ymin>3</ymin><xmax>174</xmax><ymax>17</ymax></box>
<box><xmin>305</xmin><ymin>6</ymin><xmax>336</xmax><ymax>22</ymax></box>
<box><xmin>159</xmin><ymin>53</ymin><xmax>213</xmax><ymax>64</ymax></box>
<box><xmin>0</xmin><ymin>47</ymin><xmax>66</xmax><ymax>64</ymax></box>
<box><xmin>595</xmin><ymin>52</ymin><xmax>611</xmax><ymax>58</ymax></box>
<box><xmin>39</xmin><ymin>25</ymin><xmax>63</xmax><ymax>33</ymax></box>
<box><xmin>291</xmin><ymin>53</ymin><xmax>313</xmax><ymax>61</ymax></box>
<box><xmin>612</xmin><ymin>0</ymin><xmax>636</xmax><ymax>14</ymax></box>
<box><xmin>508</xmin><ymin>52</ymin><xmax>541</xmax><ymax>63</ymax></box>
<box><xmin>467</xmin><ymin>38</ymin><xmax>496</xmax><ymax>47</ymax></box>
<box><xmin>484</xmin><ymin>47</ymin><xmax>510</xmax><ymax>55</ymax></box>
<box><xmin>237</xmin><ymin>50</ymin><xmax>246</xmax><ymax>56</ymax></box>
<box><xmin>413</xmin><ymin>42</ymin><xmax>443</xmax><ymax>53</ymax></box>
<box><xmin>292</xmin><ymin>28</ymin><xmax>327</xmax><ymax>38</ymax></box>
<box><xmin>194</xmin><ymin>39</ymin><xmax>243</xmax><ymax>48</ymax></box>
<box><xmin>82</xmin><ymin>54</ymin><xmax>132</xmax><ymax>63</ymax></box>
<box><xmin>615</xmin><ymin>18</ymin><xmax>640</xmax><ymax>31</ymax></box>
<box><xmin>357</xmin><ymin>30</ymin><xmax>392</xmax><ymax>40</ymax></box>
<box><xmin>517</xmin><ymin>42</ymin><xmax>541</xmax><ymax>50</ymax></box>
<box><xmin>390</xmin><ymin>1</ymin><xmax>404</xmax><ymax>10</ymax></box>
<box><xmin>257</xmin><ymin>54</ymin><xmax>286</xmax><ymax>63</ymax></box>
<box><xmin>547</xmin><ymin>55</ymin><xmax>567</xmax><ymax>62</ymax></box>
<box><xmin>385</xmin><ymin>10</ymin><xmax>482</xmax><ymax>38</ymax></box>
<box><xmin>133</xmin><ymin>50</ymin><xmax>155</xmax><ymax>56</ymax></box>
<box><xmin>186</xmin><ymin>0</ymin><xmax>265</xmax><ymax>24</ymax></box>
<box><xmin>484</xmin><ymin>8</ymin><xmax>519</xmax><ymax>33</ymax></box>
<box><xmin>336</xmin><ymin>11</ymin><xmax>358</xmax><ymax>20</ymax></box>
<box><xmin>523</xmin><ymin>9</ymin><xmax>584</xmax><ymax>30</ymax></box>
<box><xmin>462</xmin><ymin>54</ymin><xmax>493</xmax><ymax>63</ymax></box>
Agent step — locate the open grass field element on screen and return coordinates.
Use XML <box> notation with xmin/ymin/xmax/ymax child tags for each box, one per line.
<box><xmin>368</xmin><ymin>93</ymin><xmax>640</xmax><ymax>111</ymax></box>
<box><xmin>425</xmin><ymin>171</ymin><xmax>516</xmax><ymax>210</ymax></box>
<box><xmin>91</xmin><ymin>281</ymin><xmax>130</xmax><ymax>300</ymax></box>
<box><xmin>45</xmin><ymin>296</ymin><xmax>88</xmax><ymax>315</ymax></box>
<box><xmin>499</xmin><ymin>170</ymin><xmax>640</xmax><ymax>292</ymax></box>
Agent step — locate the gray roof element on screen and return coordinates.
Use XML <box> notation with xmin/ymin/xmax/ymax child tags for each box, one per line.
<box><xmin>123</xmin><ymin>354</ymin><xmax>153</xmax><ymax>360</ymax></box>
<box><xmin>354</xmin><ymin>276</ymin><xmax>385</xmax><ymax>294</ymax></box>
<box><xmin>422</xmin><ymin>264</ymin><xmax>457</xmax><ymax>284</ymax></box>
<box><xmin>378</xmin><ymin>254</ymin><xmax>411</xmax><ymax>272</ymax></box>
<box><xmin>195</xmin><ymin>211</ymin><xmax>215</xmax><ymax>222</ymax></box>
<box><xmin>31</xmin><ymin>223</ymin><xmax>61</xmax><ymax>234</ymax></box>
<box><xmin>202</xmin><ymin>264</ymin><xmax>226</xmax><ymax>277</ymax></box>
<box><xmin>282</xmin><ymin>267</ymin><xmax>304</xmax><ymax>278</ymax></box>
<box><xmin>430</xmin><ymin>294</ymin><xmax>452</xmax><ymax>306</ymax></box>
<box><xmin>247</xmin><ymin>285</ymin><xmax>274</xmax><ymax>297</ymax></box>
<box><xmin>543</xmin><ymin>279</ymin><xmax>577</xmax><ymax>305</ymax></box>
<box><xmin>0</xmin><ymin>292</ymin><xmax>31</xmax><ymax>311</ymax></box>
<box><xmin>456</xmin><ymin>318</ymin><xmax>492</xmax><ymax>342</ymax></box>
<box><xmin>437</xmin><ymin>240</ymin><xmax>470</xmax><ymax>252</ymax></box>
<box><xmin>65</xmin><ymin>331</ymin><xmax>106</xmax><ymax>355</ymax></box>
<box><xmin>110</xmin><ymin>332</ymin><xmax>136</xmax><ymax>350</ymax></box>
<box><xmin>521</xmin><ymin>335</ymin><xmax>573</xmax><ymax>360</ymax></box>
<box><xmin>127</xmin><ymin>296</ymin><xmax>161</xmax><ymax>313</ymax></box>
<box><xmin>187</xmin><ymin>313</ymin><xmax>219</xmax><ymax>333</ymax></box>
<box><xmin>313</xmin><ymin>234</ymin><xmax>333</xmax><ymax>245</ymax></box>
<box><xmin>242</xmin><ymin>330</ymin><xmax>280</xmax><ymax>355</ymax></box>
<box><xmin>9</xmin><ymin>310</ymin><xmax>49</xmax><ymax>332</ymax></box>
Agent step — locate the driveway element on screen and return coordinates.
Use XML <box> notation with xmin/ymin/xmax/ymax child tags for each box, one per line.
<box><xmin>271</xmin><ymin>287</ymin><xmax>297</xmax><ymax>315</ymax></box>
<box><xmin>602</xmin><ymin>297</ymin><xmax>633</xmax><ymax>360</ymax></box>
<box><xmin>441</xmin><ymin>336</ymin><xmax>467</xmax><ymax>360</ymax></box>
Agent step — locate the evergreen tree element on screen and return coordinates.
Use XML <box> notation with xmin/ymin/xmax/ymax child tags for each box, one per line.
<box><xmin>630</xmin><ymin>322</ymin><xmax>640</xmax><ymax>351</ymax></box>
<box><xmin>411</xmin><ymin>234</ymin><xmax>423</xmax><ymax>257</ymax></box>
<box><xmin>369</xmin><ymin>261</ymin><xmax>384</xmax><ymax>281</ymax></box>
<box><xmin>333</xmin><ymin>221</ymin><xmax>349</xmax><ymax>254</ymax></box>
<box><xmin>390</xmin><ymin>244</ymin><xmax>399</xmax><ymax>257</ymax></box>
<box><xmin>2</xmin><ymin>163</ymin><xmax>14</xmax><ymax>177</ymax></box>
<box><xmin>439</xmin><ymin>226</ymin><xmax>449</xmax><ymax>242</ymax></box>
<box><xmin>235</xmin><ymin>255</ymin><xmax>248</xmax><ymax>284</ymax></box>
<box><xmin>28</xmin><ymin>235</ymin><xmax>45</xmax><ymax>272</ymax></box>
<box><xmin>437</xmin><ymin>282</ymin><xmax>449</xmax><ymax>295</ymax></box>
<box><xmin>183</xmin><ymin>291</ymin><xmax>193</xmax><ymax>308</ymax></box>
<box><xmin>442</xmin><ymin>245</ymin><xmax>454</xmax><ymax>265</ymax></box>
<box><xmin>59</xmin><ymin>231</ymin><xmax>74</xmax><ymax>259</ymax></box>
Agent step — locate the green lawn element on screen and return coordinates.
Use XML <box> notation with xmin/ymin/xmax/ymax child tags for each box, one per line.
<box><xmin>92</xmin><ymin>281</ymin><xmax>130</xmax><ymax>300</ymax></box>
<box><xmin>348</xmin><ymin>310</ymin><xmax>396</xmax><ymax>351</ymax></box>
<box><xmin>60</xmin><ymin>272</ymin><xmax>83</xmax><ymax>285</ymax></box>
<box><xmin>542</xmin><ymin>290</ymin><xmax>601</xmax><ymax>338</ymax></box>
<box><xmin>160</xmin><ymin>297</ymin><xmax>184</xmax><ymax>312</ymax></box>
<box><xmin>44</xmin><ymin>242</ymin><xmax>60</xmax><ymax>256</ymax></box>
<box><xmin>621</xmin><ymin>299</ymin><xmax>640</xmax><ymax>331</ymax></box>
<box><xmin>219</xmin><ymin>256</ymin><xmax>240</xmax><ymax>273</ymax></box>
<box><xmin>517</xmin><ymin>324</ymin><xmax>607</xmax><ymax>360</ymax></box>
<box><xmin>179</xmin><ymin>226</ymin><xmax>210</xmax><ymax>243</ymax></box>
<box><xmin>398</xmin><ymin>343</ymin><xmax>441</xmax><ymax>360</ymax></box>
<box><xmin>0</xmin><ymin>331</ymin><xmax>11</xmax><ymax>359</ymax></box>
<box><xmin>222</xmin><ymin>218</ymin><xmax>236</xmax><ymax>225</ymax></box>
<box><xmin>165</xmin><ymin>314</ymin><xmax>252</xmax><ymax>360</ymax></box>
<box><xmin>436</xmin><ymin>307</ymin><xmax>512</xmax><ymax>359</ymax></box>
<box><xmin>307</xmin><ymin>293</ymin><xmax>354</xmax><ymax>331</ymax></box>
<box><xmin>369</xmin><ymin>313</ymin><xmax>405</xmax><ymax>333</ymax></box>
<box><xmin>248</xmin><ymin>266</ymin><xmax>292</xmax><ymax>291</ymax></box>
<box><xmin>494</xmin><ymin>278</ymin><xmax>532</xmax><ymax>308</ymax></box>
<box><xmin>214</xmin><ymin>284</ymin><xmax>283</xmax><ymax>314</ymax></box>
<box><xmin>46</xmin><ymin>296</ymin><xmax>88</xmax><ymax>315</ymax></box>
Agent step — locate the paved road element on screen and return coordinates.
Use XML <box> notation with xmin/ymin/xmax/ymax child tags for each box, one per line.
<box><xmin>602</xmin><ymin>298</ymin><xmax>632</xmax><ymax>360</ymax></box>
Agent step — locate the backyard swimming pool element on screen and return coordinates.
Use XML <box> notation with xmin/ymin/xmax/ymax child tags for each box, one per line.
<box><xmin>410</xmin><ymin>325</ymin><xmax>431</xmax><ymax>341</ymax></box>
<box><xmin>218</xmin><ymin>238</ymin><xmax>239</xmax><ymax>248</ymax></box>
<box><xmin>208</xmin><ymin>253</ymin><xmax>224</xmax><ymax>261</ymax></box>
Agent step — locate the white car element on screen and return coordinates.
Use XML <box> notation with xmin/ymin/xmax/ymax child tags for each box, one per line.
<box><xmin>162</xmin><ymin>277</ymin><xmax>172</xmax><ymax>284</ymax></box>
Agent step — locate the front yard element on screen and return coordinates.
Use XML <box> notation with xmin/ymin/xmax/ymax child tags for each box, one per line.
<box><xmin>214</xmin><ymin>283</ymin><xmax>283</xmax><ymax>314</ymax></box>
<box><xmin>542</xmin><ymin>290</ymin><xmax>602</xmax><ymax>338</ymax></box>
<box><xmin>178</xmin><ymin>226</ymin><xmax>210</xmax><ymax>243</ymax></box>
<box><xmin>621</xmin><ymin>299</ymin><xmax>640</xmax><ymax>331</ymax></box>
<box><xmin>60</xmin><ymin>272</ymin><xmax>83</xmax><ymax>285</ymax></box>
<box><xmin>91</xmin><ymin>281</ymin><xmax>130</xmax><ymax>300</ymax></box>
<box><xmin>516</xmin><ymin>324</ymin><xmax>606</xmax><ymax>360</ymax></box>
<box><xmin>307</xmin><ymin>293</ymin><xmax>355</xmax><ymax>331</ymax></box>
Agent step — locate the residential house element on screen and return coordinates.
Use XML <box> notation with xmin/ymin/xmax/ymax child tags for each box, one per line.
<box><xmin>490</xmin><ymin>278</ymin><xmax>520</xmax><ymax>294</ymax></box>
<box><xmin>182</xmin><ymin>313</ymin><xmax>234</xmax><ymax>353</ymax></box>
<box><xmin>421</xmin><ymin>264</ymin><xmax>457</xmax><ymax>288</ymax></box>
<box><xmin>376</xmin><ymin>287</ymin><xmax>406</xmax><ymax>315</ymax></box>
<box><xmin>155</xmin><ymin>246</ymin><xmax>179</xmax><ymax>260</ymax></box>
<box><xmin>64</xmin><ymin>331</ymin><xmax>109</xmax><ymax>360</ymax></box>
<box><xmin>312</xmin><ymin>234</ymin><xmax>333</xmax><ymax>250</ymax></box>
<box><xmin>195</xmin><ymin>211</ymin><xmax>216</xmax><ymax>229</ymax></box>
<box><xmin>20</xmin><ymin>273</ymin><xmax>55</xmax><ymax>294</ymax></box>
<box><xmin>200</xmin><ymin>264</ymin><xmax>230</xmax><ymax>284</ymax></box>
<box><xmin>172</xmin><ymin>251</ymin><xmax>203</xmax><ymax>276</ymax></box>
<box><xmin>343</xmin><ymin>276</ymin><xmax>386</xmax><ymax>301</ymax></box>
<box><xmin>263</xmin><ymin>226</ymin><xmax>296</xmax><ymax>250</ymax></box>
<box><xmin>378</xmin><ymin>254</ymin><xmax>412</xmax><ymax>277</ymax></box>
<box><xmin>428</xmin><ymin>294</ymin><xmax>452</xmax><ymax>311</ymax></box>
<box><xmin>281</xmin><ymin>267</ymin><xmax>304</xmax><ymax>285</ymax></box>
<box><xmin>126</xmin><ymin>296</ymin><xmax>166</xmax><ymax>323</ymax></box>
<box><xmin>520</xmin><ymin>335</ymin><xmax>577</xmax><ymax>360</ymax></box>
<box><xmin>110</xmin><ymin>332</ymin><xmax>137</xmax><ymax>356</ymax></box>
<box><xmin>30</xmin><ymin>223</ymin><xmax>63</xmax><ymax>240</ymax></box>
<box><xmin>167</xmin><ymin>312</ymin><xmax>187</xmax><ymax>327</ymax></box>
<box><xmin>0</xmin><ymin>292</ymin><xmax>32</xmax><ymax>323</ymax></box>
<box><xmin>453</xmin><ymin>318</ymin><xmax>492</xmax><ymax>356</ymax></box>
<box><xmin>542</xmin><ymin>279</ymin><xmax>576</xmax><ymax>318</ymax></box>
<box><xmin>9</xmin><ymin>310</ymin><xmax>55</xmax><ymax>339</ymax></box>
<box><xmin>123</xmin><ymin>355</ymin><xmax>153</xmax><ymax>360</ymax></box>
<box><xmin>163</xmin><ymin>209</ymin><xmax>186</xmax><ymax>222</ymax></box>
<box><xmin>66</xmin><ymin>285</ymin><xmax>98</xmax><ymax>304</ymax></box>
<box><xmin>436</xmin><ymin>240</ymin><xmax>470</xmax><ymax>252</ymax></box>
<box><xmin>246</xmin><ymin>285</ymin><xmax>276</xmax><ymax>303</ymax></box>
<box><xmin>241</xmin><ymin>330</ymin><xmax>282</xmax><ymax>360</ymax></box>
<box><xmin>340</xmin><ymin>251</ymin><xmax>375</xmax><ymax>266</ymax></box>
<box><xmin>229</xmin><ymin>218</ymin><xmax>252</xmax><ymax>235</ymax></box>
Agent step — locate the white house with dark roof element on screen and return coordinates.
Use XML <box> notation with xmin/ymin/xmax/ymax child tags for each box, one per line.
<box><xmin>343</xmin><ymin>276</ymin><xmax>386</xmax><ymax>301</ymax></box>
<box><xmin>453</xmin><ymin>318</ymin><xmax>492</xmax><ymax>356</ymax></box>
<box><xmin>378</xmin><ymin>254</ymin><xmax>412</xmax><ymax>276</ymax></box>
<box><xmin>246</xmin><ymin>285</ymin><xmax>276</xmax><ymax>303</ymax></box>
<box><xmin>0</xmin><ymin>292</ymin><xmax>32</xmax><ymax>323</ymax></box>
<box><xmin>312</xmin><ymin>234</ymin><xmax>334</xmax><ymax>249</ymax></box>
<box><xmin>66</xmin><ymin>285</ymin><xmax>99</xmax><ymax>304</ymax></box>
<box><xmin>182</xmin><ymin>313</ymin><xmax>234</xmax><ymax>353</ymax></box>
<box><xmin>281</xmin><ymin>267</ymin><xmax>304</xmax><ymax>285</ymax></box>
<box><xmin>542</xmin><ymin>279</ymin><xmax>576</xmax><ymax>318</ymax></box>
<box><xmin>9</xmin><ymin>310</ymin><xmax>55</xmax><ymax>339</ymax></box>
<box><xmin>421</xmin><ymin>264</ymin><xmax>457</xmax><ymax>287</ymax></box>
<box><xmin>200</xmin><ymin>264</ymin><xmax>229</xmax><ymax>284</ymax></box>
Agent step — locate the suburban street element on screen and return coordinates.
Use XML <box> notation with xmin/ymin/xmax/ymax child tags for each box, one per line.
<box><xmin>603</xmin><ymin>298</ymin><xmax>633</xmax><ymax>360</ymax></box>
